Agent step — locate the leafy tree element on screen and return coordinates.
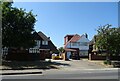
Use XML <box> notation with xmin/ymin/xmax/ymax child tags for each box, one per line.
<box><xmin>95</xmin><ymin>24</ymin><xmax>120</xmax><ymax>61</ymax></box>
<box><xmin>2</xmin><ymin>2</ymin><xmax>37</xmax><ymax>49</ymax></box>
<box><xmin>58</xmin><ymin>47</ymin><xmax>65</xmax><ymax>53</ymax></box>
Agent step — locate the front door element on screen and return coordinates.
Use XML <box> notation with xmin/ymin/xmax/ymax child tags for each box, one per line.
<box><xmin>67</xmin><ymin>52</ymin><xmax>71</xmax><ymax>59</ymax></box>
<box><xmin>40</xmin><ymin>50</ymin><xmax>46</xmax><ymax>60</ymax></box>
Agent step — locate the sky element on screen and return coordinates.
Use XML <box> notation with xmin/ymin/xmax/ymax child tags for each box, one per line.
<box><xmin>12</xmin><ymin>2</ymin><xmax>118</xmax><ymax>48</ymax></box>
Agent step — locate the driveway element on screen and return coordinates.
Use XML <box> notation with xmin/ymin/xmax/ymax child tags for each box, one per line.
<box><xmin>51</xmin><ymin>59</ymin><xmax>110</xmax><ymax>70</ymax></box>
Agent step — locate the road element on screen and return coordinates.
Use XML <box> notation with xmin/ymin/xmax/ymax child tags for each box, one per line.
<box><xmin>1</xmin><ymin>60</ymin><xmax>120</xmax><ymax>79</ymax></box>
<box><xmin>2</xmin><ymin>68</ymin><xmax>119</xmax><ymax>79</ymax></box>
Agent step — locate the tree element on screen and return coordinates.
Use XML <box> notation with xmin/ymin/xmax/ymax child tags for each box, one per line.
<box><xmin>110</xmin><ymin>27</ymin><xmax>120</xmax><ymax>57</ymax></box>
<box><xmin>58</xmin><ymin>47</ymin><xmax>65</xmax><ymax>53</ymax></box>
<box><xmin>95</xmin><ymin>24</ymin><xmax>120</xmax><ymax>62</ymax></box>
<box><xmin>2</xmin><ymin>2</ymin><xmax>37</xmax><ymax>49</ymax></box>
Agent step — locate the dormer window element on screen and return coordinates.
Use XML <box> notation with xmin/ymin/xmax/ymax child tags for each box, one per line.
<box><xmin>42</xmin><ymin>41</ymin><xmax>48</xmax><ymax>45</ymax></box>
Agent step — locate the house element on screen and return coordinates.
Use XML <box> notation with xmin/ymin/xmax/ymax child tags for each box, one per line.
<box><xmin>63</xmin><ymin>33</ymin><xmax>90</xmax><ymax>60</ymax></box>
<box><xmin>29</xmin><ymin>31</ymin><xmax>58</xmax><ymax>60</ymax></box>
<box><xmin>88</xmin><ymin>35</ymin><xmax>120</xmax><ymax>60</ymax></box>
<box><xmin>3</xmin><ymin>31</ymin><xmax>58</xmax><ymax>61</ymax></box>
<box><xmin>89</xmin><ymin>35</ymin><xmax>99</xmax><ymax>54</ymax></box>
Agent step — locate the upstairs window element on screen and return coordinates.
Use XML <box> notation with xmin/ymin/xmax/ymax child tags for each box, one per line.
<box><xmin>35</xmin><ymin>40</ymin><xmax>41</xmax><ymax>47</ymax></box>
<box><xmin>80</xmin><ymin>42</ymin><xmax>88</xmax><ymax>46</ymax></box>
<box><xmin>42</xmin><ymin>41</ymin><xmax>48</xmax><ymax>45</ymax></box>
<box><xmin>71</xmin><ymin>42</ymin><xmax>80</xmax><ymax>46</ymax></box>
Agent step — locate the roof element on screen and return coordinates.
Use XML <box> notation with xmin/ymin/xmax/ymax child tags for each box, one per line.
<box><xmin>70</xmin><ymin>34</ymin><xmax>81</xmax><ymax>42</ymax></box>
<box><xmin>64</xmin><ymin>48</ymin><xmax>77</xmax><ymax>52</ymax></box>
<box><xmin>89</xmin><ymin>38</ymin><xmax>94</xmax><ymax>45</ymax></box>
<box><xmin>64</xmin><ymin>35</ymin><xmax>74</xmax><ymax>38</ymax></box>
<box><xmin>64</xmin><ymin>34</ymin><xmax>81</xmax><ymax>48</ymax></box>
<box><xmin>33</xmin><ymin>31</ymin><xmax>58</xmax><ymax>52</ymax></box>
<box><xmin>40</xmin><ymin>45</ymin><xmax>50</xmax><ymax>49</ymax></box>
<box><xmin>49</xmin><ymin>40</ymin><xmax>58</xmax><ymax>53</ymax></box>
<box><xmin>38</xmin><ymin>31</ymin><xmax>50</xmax><ymax>41</ymax></box>
<box><xmin>89</xmin><ymin>35</ymin><xmax>97</xmax><ymax>45</ymax></box>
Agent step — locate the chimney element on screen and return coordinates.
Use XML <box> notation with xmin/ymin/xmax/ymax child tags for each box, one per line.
<box><xmin>85</xmin><ymin>33</ymin><xmax>88</xmax><ymax>38</ymax></box>
<box><xmin>64</xmin><ymin>36</ymin><xmax>67</xmax><ymax>45</ymax></box>
<box><xmin>48</xmin><ymin>37</ymin><xmax>50</xmax><ymax>39</ymax></box>
<box><xmin>64</xmin><ymin>35</ymin><xmax>74</xmax><ymax>45</ymax></box>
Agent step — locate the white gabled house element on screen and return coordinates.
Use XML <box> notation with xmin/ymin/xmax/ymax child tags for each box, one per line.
<box><xmin>64</xmin><ymin>34</ymin><xmax>90</xmax><ymax>60</ymax></box>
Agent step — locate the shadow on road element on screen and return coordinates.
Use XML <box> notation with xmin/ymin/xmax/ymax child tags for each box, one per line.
<box><xmin>2</xmin><ymin>60</ymin><xmax>70</xmax><ymax>70</ymax></box>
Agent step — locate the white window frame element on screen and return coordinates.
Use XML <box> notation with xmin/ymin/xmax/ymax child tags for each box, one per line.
<box><xmin>72</xmin><ymin>42</ymin><xmax>80</xmax><ymax>46</ymax></box>
<box><xmin>35</xmin><ymin>40</ymin><xmax>41</xmax><ymax>47</ymax></box>
<box><xmin>80</xmin><ymin>42</ymin><xmax>88</xmax><ymax>46</ymax></box>
<box><xmin>42</xmin><ymin>41</ymin><xmax>48</xmax><ymax>45</ymax></box>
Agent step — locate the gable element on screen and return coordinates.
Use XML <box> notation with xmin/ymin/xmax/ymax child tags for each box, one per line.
<box><xmin>77</xmin><ymin>35</ymin><xmax>90</xmax><ymax>42</ymax></box>
<box><xmin>33</xmin><ymin>32</ymin><xmax>43</xmax><ymax>40</ymax></box>
<box><xmin>38</xmin><ymin>31</ymin><xmax>50</xmax><ymax>41</ymax></box>
<box><xmin>64</xmin><ymin>34</ymin><xmax>80</xmax><ymax>48</ymax></box>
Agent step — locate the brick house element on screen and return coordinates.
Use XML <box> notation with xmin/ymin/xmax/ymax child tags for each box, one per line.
<box><xmin>63</xmin><ymin>34</ymin><xmax>90</xmax><ymax>60</ymax></box>
<box><xmin>30</xmin><ymin>31</ymin><xmax>58</xmax><ymax>60</ymax></box>
<box><xmin>3</xmin><ymin>31</ymin><xmax>58</xmax><ymax>61</ymax></box>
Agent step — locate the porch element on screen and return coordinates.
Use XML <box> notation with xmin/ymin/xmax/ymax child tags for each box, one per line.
<box><xmin>63</xmin><ymin>48</ymin><xmax>80</xmax><ymax>60</ymax></box>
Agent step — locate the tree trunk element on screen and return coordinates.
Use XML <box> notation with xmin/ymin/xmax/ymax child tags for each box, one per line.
<box><xmin>106</xmin><ymin>49</ymin><xmax>111</xmax><ymax>65</ymax></box>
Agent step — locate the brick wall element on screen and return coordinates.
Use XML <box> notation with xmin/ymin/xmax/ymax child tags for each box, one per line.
<box><xmin>89</xmin><ymin>53</ymin><xmax>120</xmax><ymax>60</ymax></box>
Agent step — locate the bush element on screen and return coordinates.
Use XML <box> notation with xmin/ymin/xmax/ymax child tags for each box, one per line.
<box><xmin>104</xmin><ymin>60</ymin><xmax>108</xmax><ymax>64</ymax></box>
<box><xmin>104</xmin><ymin>60</ymin><xmax>111</xmax><ymax>65</ymax></box>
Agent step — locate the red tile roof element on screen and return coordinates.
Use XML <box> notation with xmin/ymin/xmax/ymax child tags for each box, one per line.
<box><xmin>70</xmin><ymin>34</ymin><xmax>80</xmax><ymax>42</ymax></box>
<box><xmin>64</xmin><ymin>34</ymin><xmax>81</xmax><ymax>48</ymax></box>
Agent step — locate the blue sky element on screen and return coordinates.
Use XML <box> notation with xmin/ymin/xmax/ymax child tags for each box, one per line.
<box><xmin>12</xmin><ymin>2</ymin><xmax>118</xmax><ymax>48</ymax></box>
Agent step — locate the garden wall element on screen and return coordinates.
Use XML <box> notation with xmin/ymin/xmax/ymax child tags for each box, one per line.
<box><xmin>89</xmin><ymin>54</ymin><xmax>120</xmax><ymax>60</ymax></box>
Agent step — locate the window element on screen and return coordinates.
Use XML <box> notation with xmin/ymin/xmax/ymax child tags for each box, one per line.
<box><xmin>72</xmin><ymin>42</ymin><xmax>80</xmax><ymax>46</ymax></box>
<box><xmin>80</xmin><ymin>42</ymin><xmax>88</xmax><ymax>46</ymax></box>
<box><xmin>35</xmin><ymin>40</ymin><xmax>41</xmax><ymax>47</ymax></box>
<box><xmin>80</xmin><ymin>50</ymin><xmax>88</xmax><ymax>56</ymax></box>
<box><xmin>29</xmin><ymin>48</ymin><xmax>40</xmax><ymax>53</ymax></box>
<box><xmin>42</xmin><ymin>41</ymin><xmax>48</xmax><ymax>45</ymax></box>
<box><xmin>72</xmin><ymin>42</ymin><xmax>77</xmax><ymax>46</ymax></box>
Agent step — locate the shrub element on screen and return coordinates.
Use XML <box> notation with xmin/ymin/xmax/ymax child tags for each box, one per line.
<box><xmin>104</xmin><ymin>60</ymin><xmax>111</xmax><ymax>65</ymax></box>
<box><xmin>104</xmin><ymin>60</ymin><xmax>108</xmax><ymax>64</ymax></box>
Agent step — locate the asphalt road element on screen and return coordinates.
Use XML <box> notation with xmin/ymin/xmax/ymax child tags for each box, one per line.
<box><xmin>1</xmin><ymin>60</ymin><xmax>119</xmax><ymax>79</ymax></box>
<box><xmin>2</xmin><ymin>68</ymin><xmax>119</xmax><ymax>79</ymax></box>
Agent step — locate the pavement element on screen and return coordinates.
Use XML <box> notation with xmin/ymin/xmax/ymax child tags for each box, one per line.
<box><xmin>83</xmin><ymin>59</ymin><xmax>113</xmax><ymax>68</ymax></box>
<box><xmin>1</xmin><ymin>69</ymin><xmax>42</xmax><ymax>75</ymax></box>
<box><xmin>2</xmin><ymin>68</ymin><xmax>119</xmax><ymax>79</ymax></box>
<box><xmin>0</xmin><ymin>59</ymin><xmax>115</xmax><ymax>75</ymax></box>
